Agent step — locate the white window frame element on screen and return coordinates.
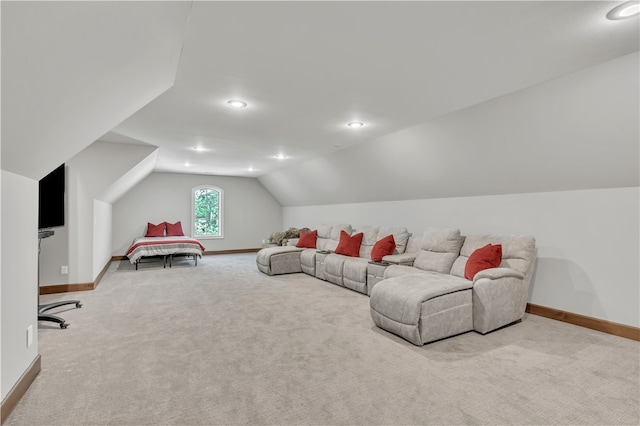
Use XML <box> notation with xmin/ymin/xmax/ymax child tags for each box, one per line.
<box><xmin>191</xmin><ymin>185</ymin><xmax>224</xmax><ymax>239</ymax></box>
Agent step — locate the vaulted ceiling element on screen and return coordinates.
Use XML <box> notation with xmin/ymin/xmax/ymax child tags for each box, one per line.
<box><xmin>110</xmin><ymin>1</ymin><xmax>639</xmax><ymax>177</ymax></box>
<box><xmin>2</xmin><ymin>1</ymin><xmax>639</xmax><ymax>195</ymax></box>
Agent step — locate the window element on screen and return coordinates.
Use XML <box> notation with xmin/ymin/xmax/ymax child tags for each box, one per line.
<box><xmin>192</xmin><ymin>185</ymin><xmax>223</xmax><ymax>239</ymax></box>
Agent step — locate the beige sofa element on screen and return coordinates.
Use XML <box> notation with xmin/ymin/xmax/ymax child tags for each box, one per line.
<box><xmin>256</xmin><ymin>225</ymin><xmax>536</xmax><ymax>346</ymax></box>
<box><xmin>369</xmin><ymin>228</ymin><xmax>536</xmax><ymax>345</ymax></box>
<box><xmin>256</xmin><ymin>224</ymin><xmax>352</xmax><ymax>276</ymax></box>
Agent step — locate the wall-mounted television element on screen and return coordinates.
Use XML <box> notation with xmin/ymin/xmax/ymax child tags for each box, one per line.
<box><xmin>38</xmin><ymin>164</ymin><xmax>65</xmax><ymax>230</ymax></box>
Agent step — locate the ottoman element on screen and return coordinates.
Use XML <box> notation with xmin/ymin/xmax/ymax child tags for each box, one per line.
<box><xmin>369</xmin><ymin>272</ymin><xmax>474</xmax><ymax>345</ymax></box>
<box><xmin>256</xmin><ymin>246</ymin><xmax>304</xmax><ymax>275</ymax></box>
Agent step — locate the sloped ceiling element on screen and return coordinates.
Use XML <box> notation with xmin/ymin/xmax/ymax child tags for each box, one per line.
<box><xmin>1</xmin><ymin>1</ymin><xmax>638</xmax><ymax>206</ymax></box>
<box><xmin>112</xmin><ymin>1</ymin><xmax>638</xmax><ymax>180</ymax></box>
<box><xmin>259</xmin><ymin>52</ymin><xmax>639</xmax><ymax>206</ymax></box>
<box><xmin>1</xmin><ymin>1</ymin><xmax>191</xmax><ymax>180</ymax></box>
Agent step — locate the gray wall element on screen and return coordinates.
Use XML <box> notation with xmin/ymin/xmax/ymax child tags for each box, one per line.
<box><xmin>1</xmin><ymin>170</ymin><xmax>39</xmax><ymax>399</ymax></box>
<box><xmin>112</xmin><ymin>172</ymin><xmax>282</xmax><ymax>255</ymax></box>
<box><xmin>283</xmin><ymin>187</ymin><xmax>639</xmax><ymax>328</ymax></box>
<box><xmin>265</xmin><ymin>53</ymin><xmax>640</xmax><ymax>329</ymax></box>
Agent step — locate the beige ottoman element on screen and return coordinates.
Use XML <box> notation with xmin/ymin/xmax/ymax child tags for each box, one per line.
<box><xmin>256</xmin><ymin>246</ymin><xmax>304</xmax><ymax>275</ymax></box>
<box><xmin>370</xmin><ymin>272</ymin><xmax>474</xmax><ymax>345</ymax></box>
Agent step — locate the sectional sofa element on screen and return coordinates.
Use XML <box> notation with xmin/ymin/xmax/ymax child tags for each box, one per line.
<box><xmin>256</xmin><ymin>224</ymin><xmax>536</xmax><ymax>345</ymax></box>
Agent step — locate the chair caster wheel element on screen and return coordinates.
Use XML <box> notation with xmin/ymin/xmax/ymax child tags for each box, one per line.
<box><xmin>60</xmin><ymin>323</ymin><xmax>68</xmax><ymax>329</ymax></box>
<box><xmin>76</xmin><ymin>303</ymin><xmax>83</xmax><ymax>308</ymax></box>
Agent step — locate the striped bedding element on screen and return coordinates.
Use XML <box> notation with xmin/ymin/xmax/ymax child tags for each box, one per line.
<box><xmin>126</xmin><ymin>236</ymin><xmax>206</xmax><ymax>264</ymax></box>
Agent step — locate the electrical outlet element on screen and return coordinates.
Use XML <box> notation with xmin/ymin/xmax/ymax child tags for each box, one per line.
<box><xmin>27</xmin><ymin>325</ymin><xmax>33</xmax><ymax>347</ymax></box>
<box><xmin>61</xmin><ymin>265</ymin><xmax>68</xmax><ymax>274</ymax></box>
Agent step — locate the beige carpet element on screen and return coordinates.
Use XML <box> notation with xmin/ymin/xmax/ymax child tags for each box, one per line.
<box><xmin>6</xmin><ymin>253</ymin><xmax>639</xmax><ymax>425</ymax></box>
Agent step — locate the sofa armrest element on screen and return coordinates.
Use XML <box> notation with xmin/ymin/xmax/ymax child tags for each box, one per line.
<box><xmin>473</xmin><ymin>267</ymin><xmax>524</xmax><ymax>282</ymax></box>
<box><xmin>472</xmin><ymin>267</ymin><xmax>528</xmax><ymax>335</ymax></box>
<box><xmin>381</xmin><ymin>253</ymin><xmax>417</xmax><ymax>266</ymax></box>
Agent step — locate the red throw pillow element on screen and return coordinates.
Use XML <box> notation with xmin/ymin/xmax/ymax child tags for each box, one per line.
<box><xmin>296</xmin><ymin>229</ymin><xmax>317</xmax><ymax>248</ymax></box>
<box><xmin>166</xmin><ymin>221</ymin><xmax>185</xmax><ymax>236</ymax></box>
<box><xmin>145</xmin><ymin>222</ymin><xmax>165</xmax><ymax>237</ymax></box>
<box><xmin>371</xmin><ymin>234</ymin><xmax>396</xmax><ymax>262</ymax></box>
<box><xmin>465</xmin><ymin>244</ymin><xmax>503</xmax><ymax>280</ymax></box>
<box><xmin>335</xmin><ymin>230</ymin><xmax>364</xmax><ymax>257</ymax></box>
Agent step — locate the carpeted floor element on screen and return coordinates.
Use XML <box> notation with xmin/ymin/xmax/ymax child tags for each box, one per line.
<box><xmin>6</xmin><ymin>253</ymin><xmax>639</xmax><ymax>425</ymax></box>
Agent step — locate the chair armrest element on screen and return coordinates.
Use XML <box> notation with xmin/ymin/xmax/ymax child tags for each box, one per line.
<box><xmin>381</xmin><ymin>253</ymin><xmax>417</xmax><ymax>266</ymax></box>
<box><xmin>473</xmin><ymin>267</ymin><xmax>524</xmax><ymax>282</ymax></box>
<box><xmin>472</xmin><ymin>267</ymin><xmax>528</xmax><ymax>334</ymax></box>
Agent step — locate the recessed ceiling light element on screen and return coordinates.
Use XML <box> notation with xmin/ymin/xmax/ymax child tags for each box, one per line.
<box><xmin>274</xmin><ymin>154</ymin><xmax>287</xmax><ymax>160</ymax></box>
<box><xmin>248</xmin><ymin>167</ymin><xmax>255</xmax><ymax>172</ymax></box>
<box><xmin>184</xmin><ymin>162</ymin><xmax>191</xmax><ymax>167</ymax></box>
<box><xmin>347</xmin><ymin>121</ymin><xmax>364</xmax><ymax>128</ymax></box>
<box><xmin>607</xmin><ymin>1</ymin><xmax>640</xmax><ymax>19</ymax></box>
<box><xmin>227</xmin><ymin>100</ymin><xmax>248</xmax><ymax>108</ymax></box>
<box><xmin>192</xmin><ymin>146</ymin><xmax>205</xmax><ymax>152</ymax></box>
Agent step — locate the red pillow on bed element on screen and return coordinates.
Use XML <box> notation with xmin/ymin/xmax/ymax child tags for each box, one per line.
<box><xmin>165</xmin><ymin>221</ymin><xmax>185</xmax><ymax>237</ymax></box>
<box><xmin>145</xmin><ymin>222</ymin><xmax>165</xmax><ymax>237</ymax></box>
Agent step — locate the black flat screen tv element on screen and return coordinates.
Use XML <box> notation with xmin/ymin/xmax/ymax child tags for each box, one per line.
<box><xmin>38</xmin><ymin>164</ymin><xmax>65</xmax><ymax>230</ymax></box>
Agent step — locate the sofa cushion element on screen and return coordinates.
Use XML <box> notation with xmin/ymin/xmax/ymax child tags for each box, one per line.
<box><xmin>451</xmin><ymin>234</ymin><xmax>535</xmax><ymax>279</ymax></box>
<box><xmin>315</xmin><ymin>224</ymin><xmax>352</xmax><ymax>251</ymax></box>
<box><xmin>335</xmin><ymin>230</ymin><xmax>363</xmax><ymax>257</ymax></box>
<box><xmin>413</xmin><ymin>228</ymin><xmax>464</xmax><ymax>274</ymax></box>
<box><xmin>343</xmin><ymin>257</ymin><xmax>370</xmax><ymax>294</ymax></box>
<box><xmin>464</xmin><ymin>244</ymin><xmax>502</xmax><ymax>280</ymax></box>
<box><xmin>357</xmin><ymin>226</ymin><xmax>381</xmax><ymax>259</ymax></box>
<box><xmin>371</xmin><ymin>234</ymin><xmax>396</xmax><ymax>261</ymax></box>
<box><xmin>255</xmin><ymin>246</ymin><xmax>304</xmax><ymax>275</ymax></box>
<box><xmin>370</xmin><ymin>273</ymin><xmax>473</xmax><ymax>346</ymax></box>
<box><xmin>384</xmin><ymin>264</ymin><xmax>426</xmax><ymax>279</ymax></box>
<box><xmin>296</xmin><ymin>229</ymin><xmax>317</xmax><ymax>248</ymax></box>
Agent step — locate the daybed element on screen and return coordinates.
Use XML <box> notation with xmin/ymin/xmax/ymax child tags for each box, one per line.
<box><xmin>126</xmin><ymin>222</ymin><xmax>205</xmax><ymax>270</ymax></box>
<box><xmin>256</xmin><ymin>224</ymin><xmax>536</xmax><ymax>346</ymax></box>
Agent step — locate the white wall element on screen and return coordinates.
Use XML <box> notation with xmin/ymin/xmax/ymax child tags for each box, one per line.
<box><xmin>38</xmin><ymin>225</ymin><xmax>69</xmax><ymax>286</ymax></box>
<box><xmin>112</xmin><ymin>172</ymin><xmax>283</xmax><ymax>255</ymax></box>
<box><xmin>1</xmin><ymin>171</ymin><xmax>39</xmax><ymax>399</ymax></box>
<box><xmin>57</xmin><ymin>142</ymin><xmax>158</xmax><ymax>285</ymax></box>
<box><xmin>93</xmin><ymin>200</ymin><xmax>112</xmax><ymax>278</ymax></box>
<box><xmin>283</xmin><ymin>187</ymin><xmax>640</xmax><ymax>327</ymax></box>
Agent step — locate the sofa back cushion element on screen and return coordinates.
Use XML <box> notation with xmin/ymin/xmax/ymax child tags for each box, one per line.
<box><xmin>404</xmin><ymin>235</ymin><xmax>422</xmax><ymax>254</ymax></box>
<box><xmin>376</xmin><ymin>226</ymin><xmax>410</xmax><ymax>254</ymax></box>
<box><xmin>450</xmin><ymin>234</ymin><xmax>536</xmax><ymax>279</ymax></box>
<box><xmin>316</xmin><ymin>224</ymin><xmax>352</xmax><ymax>251</ymax></box>
<box><xmin>357</xmin><ymin>226</ymin><xmax>381</xmax><ymax>258</ymax></box>
<box><xmin>412</xmin><ymin>228</ymin><xmax>464</xmax><ymax>274</ymax></box>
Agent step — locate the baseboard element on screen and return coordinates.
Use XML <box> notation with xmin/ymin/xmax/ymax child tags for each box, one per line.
<box><xmin>1</xmin><ymin>355</ymin><xmax>41</xmax><ymax>424</ymax></box>
<box><xmin>93</xmin><ymin>259</ymin><xmax>111</xmax><ymax>288</ymax></box>
<box><xmin>526</xmin><ymin>303</ymin><xmax>640</xmax><ymax>341</ymax></box>
<box><xmin>203</xmin><ymin>248</ymin><xmax>261</xmax><ymax>255</ymax></box>
<box><xmin>39</xmin><ymin>258</ymin><xmax>114</xmax><ymax>295</ymax></box>
<box><xmin>39</xmin><ymin>282</ymin><xmax>94</xmax><ymax>295</ymax></box>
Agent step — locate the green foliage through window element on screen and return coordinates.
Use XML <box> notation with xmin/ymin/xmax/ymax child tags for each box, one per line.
<box><xmin>193</xmin><ymin>186</ymin><xmax>223</xmax><ymax>237</ymax></box>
